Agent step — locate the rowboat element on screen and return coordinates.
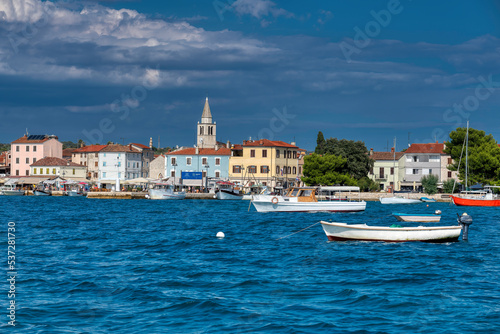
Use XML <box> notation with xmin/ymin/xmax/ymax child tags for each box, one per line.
<box><xmin>320</xmin><ymin>221</ymin><xmax>462</xmax><ymax>243</ymax></box>
<box><xmin>392</xmin><ymin>212</ymin><xmax>441</xmax><ymax>222</ymax></box>
<box><xmin>380</xmin><ymin>196</ymin><xmax>421</xmax><ymax>204</ymax></box>
<box><xmin>251</xmin><ymin>186</ymin><xmax>366</xmax><ymax>213</ymax></box>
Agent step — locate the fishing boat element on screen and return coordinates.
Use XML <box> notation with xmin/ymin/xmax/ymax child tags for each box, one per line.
<box><xmin>320</xmin><ymin>221</ymin><xmax>461</xmax><ymax>242</ymax></box>
<box><xmin>67</xmin><ymin>190</ymin><xmax>86</xmax><ymax>197</ymax></box>
<box><xmin>34</xmin><ymin>189</ymin><xmax>51</xmax><ymax>196</ymax></box>
<box><xmin>148</xmin><ymin>183</ymin><xmax>186</xmax><ymax>200</ymax></box>
<box><xmin>215</xmin><ymin>181</ymin><xmax>244</xmax><ymax>200</ymax></box>
<box><xmin>0</xmin><ymin>185</ymin><xmax>24</xmax><ymax>196</ymax></box>
<box><xmin>380</xmin><ymin>196</ymin><xmax>421</xmax><ymax>204</ymax></box>
<box><xmin>420</xmin><ymin>197</ymin><xmax>436</xmax><ymax>203</ymax></box>
<box><xmin>450</xmin><ymin>121</ymin><xmax>500</xmax><ymax>206</ymax></box>
<box><xmin>392</xmin><ymin>212</ymin><xmax>441</xmax><ymax>222</ymax></box>
<box><xmin>251</xmin><ymin>186</ymin><xmax>366</xmax><ymax>212</ymax></box>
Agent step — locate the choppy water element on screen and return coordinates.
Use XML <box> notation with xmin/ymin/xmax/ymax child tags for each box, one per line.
<box><xmin>1</xmin><ymin>197</ymin><xmax>499</xmax><ymax>333</ymax></box>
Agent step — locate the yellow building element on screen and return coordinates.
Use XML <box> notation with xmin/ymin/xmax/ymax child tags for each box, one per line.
<box><xmin>229</xmin><ymin>139</ymin><xmax>302</xmax><ymax>189</ymax></box>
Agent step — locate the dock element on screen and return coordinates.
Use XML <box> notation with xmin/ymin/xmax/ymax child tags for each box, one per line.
<box><xmin>86</xmin><ymin>192</ymin><xmax>217</xmax><ymax>199</ymax></box>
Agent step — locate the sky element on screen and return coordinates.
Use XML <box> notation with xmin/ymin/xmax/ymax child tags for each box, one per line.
<box><xmin>1</xmin><ymin>0</ymin><xmax>500</xmax><ymax>151</ymax></box>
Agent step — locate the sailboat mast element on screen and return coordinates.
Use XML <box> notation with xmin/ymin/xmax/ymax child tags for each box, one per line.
<box><xmin>393</xmin><ymin>137</ymin><xmax>396</xmax><ymax>193</ymax></box>
<box><xmin>465</xmin><ymin>121</ymin><xmax>469</xmax><ymax>190</ymax></box>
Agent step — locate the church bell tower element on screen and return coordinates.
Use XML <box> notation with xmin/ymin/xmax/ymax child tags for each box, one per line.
<box><xmin>197</xmin><ymin>97</ymin><xmax>216</xmax><ymax>148</ymax></box>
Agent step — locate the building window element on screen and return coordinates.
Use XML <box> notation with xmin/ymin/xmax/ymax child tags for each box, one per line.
<box><xmin>39</xmin><ymin>168</ymin><xmax>43</xmax><ymax>174</ymax></box>
<box><xmin>118</xmin><ymin>172</ymin><xmax>121</xmax><ymax>178</ymax></box>
<box><xmin>413</xmin><ymin>156</ymin><xmax>417</xmax><ymax>162</ymax></box>
<box><xmin>26</xmin><ymin>158</ymin><xmax>29</xmax><ymax>164</ymax></box>
<box><xmin>248</xmin><ymin>166</ymin><xmax>256</xmax><ymax>173</ymax></box>
<box><xmin>25</xmin><ymin>170</ymin><xmax>29</xmax><ymax>176</ymax></box>
<box><xmin>428</xmin><ymin>169</ymin><xmax>432</xmax><ymax>174</ymax></box>
<box><xmin>448</xmin><ymin>158</ymin><xmax>453</xmax><ymax>164</ymax></box>
<box><xmin>103</xmin><ymin>153</ymin><xmax>106</xmax><ymax>157</ymax></box>
<box><xmin>103</xmin><ymin>172</ymin><xmax>107</xmax><ymax>178</ymax></box>
<box><xmin>276</xmin><ymin>166</ymin><xmax>280</xmax><ymax>174</ymax></box>
<box><xmin>202</xmin><ymin>157</ymin><xmax>208</xmax><ymax>165</ymax></box>
<box><xmin>287</xmin><ymin>151</ymin><xmax>291</xmax><ymax>159</ymax></box>
<box><xmin>200</xmin><ymin>126</ymin><xmax>204</xmax><ymax>135</ymax></box>
<box><xmin>288</xmin><ymin>166</ymin><xmax>291</xmax><ymax>174</ymax></box>
<box><xmin>52</xmin><ymin>168</ymin><xmax>56</xmax><ymax>174</ymax></box>
<box><xmin>233</xmin><ymin>165</ymin><xmax>241</xmax><ymax>173</ymax></box>
<box><xmin>33</xmin><ymin>168</ymin><xmax>37</xmax><ymax>175</ymax></box>
<box><xmin>260</xmin><ymin>166</ymin><xmax>269</xmax><ymax>173</ymax></box>
<box><xmin>299</xmin><ymin>166</ymin><xmax>302</xmax><ymax>174</ymax></box>
<box><xmin>103</xmin><ymin>162</ymin><xmax>106</xmax><ymax>167</ymax></box>
<box><xmin>293</xmin><ymin>151</ymin><xmax>297</xmax><ymax>159</ymax></box>
<box><xmin>95</xmin><ymin>153</ymin><xmax>98</xmax><ymax>157</ymax></box>
<box><xmin>262</xmin><ymin>150</ymin><xmax>267</xmax><ymax>158</ymax></box>
<box><xmin>390</xmin><ymin>167</ymin><xmax>394</xmax><ymax>175</ymax></box>
<box><xmin>95</xmin><ymin>161</ymin><xmax>98</xmax><ymax>167</ymax></box>
<box><xmin>33</xmin><ymin>158</ymin><xmax>36</xmax><ymax>163</ymax></box>
<box><xmin>202</xmin><ymin>171</ymin><xmax>206</xmax><ymax>177</ymax></box>
<box><xmin>293</xmin><ymin>166</ymin><xmax>297</xmax><ymax>174</ymax></box>
<box><xmin>15</xmin><ymin>157</ymin><xmax>19</xmax><ymax>164</ymax></box>
<box><xmin>369</xmin><ymin>167</ymin><xmax>373</xmax><ymax>175</ymax></box>
<box><xmin>16</xmin><ymin>146</ymin><xmax>19</xmax><ymax>152</ymax></box>
<box><xmin>215</xmin><ymin>171</ymin><xmax>220</xmax><ymax>178</ymax></box>
<box><xmin>73</xmin><ymin>169</ymin><xmax>75</xmax><ymax>175</ymax></box>
<box><xmin>171</xmin><ymin>157</ymin><xmax>176</xmax><ymax>165</ymax></box>
<box><xmin>215</xmin><ymin>158</ymin><xmax>220</xmax><ymax>166</ymax></box>
<box><xmin>171</xmin><ymin>170</ymin><xmax>175</xmax><ymax>177</ymax></box>
<box><xmin>250</xmin><ymin>150</ymin><xmax>255</xmax><ymax>158</ymax></box>
<box><xmin>412</xmin><ymin>169</ymin><xmax>419</xmax><ymax>175</ymax></box>
<box><xmin>379</xmin><ymin>167</ymin><xmax>384</xmax><ymax>179</ymax></box>
<box><xmin>46</xmin><ymin>168</ymin><xmax>49</xmax><ymax>174</ymax></box>
<box><xmin>15</xmin><ymin>170</ymin><xmax>19</xmax><ymax>176</ymax></box>
<box><xmin>276</xmin><ymin>149</ymin><xmax>280</xmax><ymax>158</ymax></box>
<box><xmin>186</xmin><ymin>157</ymin><xmax>192</xmax><ymax>166</ymax></box>
<box><xmin>26</xmin><ymin>146</ymin><xmax>29</xmax><ymax>152</ymax></box>
<box><xmin>448</xmin><ymin>171</ymin><xmax>452</xmax><ymax>178</ymax></box>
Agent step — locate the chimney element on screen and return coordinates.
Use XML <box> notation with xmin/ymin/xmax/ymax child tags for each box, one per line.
<box><xmin>129</xmin><ymin>144</ymin><xmax>132</xmax><ymax>151</ymax></box>
<box><xmin>195</xmin><ymin>147</ymin><xmax>199</xmax><ymax>155</ymax></box>
<box><xmin>369</xmin><ymin>148</ymin><xmax>374</xmax><ymax>156</ymax></box>
<box><xmin>149</xmin><ymin>137</ymin><xmax>153</xmax><ymax>149</ymax></box>
<box><xmin>226</xmin><ymin>140</ymin><xmax>230</xmax><ymax>148</ymax></box>
<box><xmin>391</xmin><ymin>147</ymin><xmax>395</xmax><ymax>153</ymax></box>
<box><xmin>215</xmin><ymin>144</ymin><xmax>219</xmax><ymax>151</ymax></box>
<box><xmin>291</xmin><ymin>141</ymin><xmax>296</xmax><ymax>146</ymax></box>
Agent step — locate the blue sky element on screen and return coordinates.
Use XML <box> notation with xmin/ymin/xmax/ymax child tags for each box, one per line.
<box><xmin>1</xmin><ymin>0</ymin><xmax>500</xmax><ymax>151</ymax></box>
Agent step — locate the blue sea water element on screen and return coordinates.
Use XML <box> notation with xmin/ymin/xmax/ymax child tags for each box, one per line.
<box><xmin>1</xmin><ymin>197</ymin><xmax>500</xmax><ymax>333</ymax></box>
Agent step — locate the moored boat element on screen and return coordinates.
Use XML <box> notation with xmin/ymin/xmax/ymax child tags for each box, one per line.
<box><xmin>34</xmin><ymin>189</ymin><xmax>51</xmax><ymax>196</ymax></box>
<box><xmin>380</xmin><ymin>196</ymin><xmax>421</xmax><ymax>204</ymax></box>
<box><xmin>0</xmin><ymin>185</ymin><xmax>25</xmax><ymax>196</ymax></box>
<box><xmin>420</xmin><ymin>197</ymin><xmax>436</xmax><ymax>203</ymax></box>
<box><xmin>320</xmin><ymin>221</ymin><xmax>461</xmax><ymax>243</ymax></box>
<box><xmin>148</xmin><ymin>183</ymin><xmax>186</xmax><ymax>200</ymax></box>
<box><xmin>392</xmin><ymin>212</ymin><xmax>441</xmax><ymax>222</ymax></box>
<box><xmin>251</xmin><ymin>186</ymin><xmax>366</xmax><ymax>213</ymax></box>
<box><xmin>215</xmin><ymin>181</ymin><xmax>244</xmax><ymax>200</ymax></box>
<box><xmin>450</xmin><ymin>187</ymin><xmax>500</xmax><ymax>206</ymax></box>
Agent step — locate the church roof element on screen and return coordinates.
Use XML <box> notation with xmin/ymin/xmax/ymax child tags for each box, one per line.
<box><xmin>201</xmin><ymin>97</ymin><xmax>212</xmax><ymax>122</ymax></box>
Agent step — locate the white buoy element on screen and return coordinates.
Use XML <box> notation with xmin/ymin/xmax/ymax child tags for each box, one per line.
<box><xmin>216</xmin><ymin>232</ymin><xmax>225</xmax><ymax>238</ymax></box>
<box><xmin>435</xmin><ymin>210</ymin><xmax>442</xmax><ymax>215</ymax></box>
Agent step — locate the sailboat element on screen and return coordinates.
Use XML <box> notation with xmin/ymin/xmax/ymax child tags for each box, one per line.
<box><xmin>380</xmin><ymin>138</ymin><xmax>421</xmax><ymax>204</ymax></box>
<box><xmin>450</xmin><ymin>121</ymin><xmax>500</xmax><ymax>206</ymax></box>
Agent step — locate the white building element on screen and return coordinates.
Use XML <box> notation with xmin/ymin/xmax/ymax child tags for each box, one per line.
<box><xmin>98</xmin><ymin>144</ymin><xmax>142</xmax><ymax>189</ymax></box>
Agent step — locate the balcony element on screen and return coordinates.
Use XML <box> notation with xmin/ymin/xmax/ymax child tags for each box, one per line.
<box><xmin>375</xmin><ymin>174</ymin><xmax>388</xmax><ymax>181</ymax></box>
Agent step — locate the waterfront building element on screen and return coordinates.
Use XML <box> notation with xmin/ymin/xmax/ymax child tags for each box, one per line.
<box><xmin>368</xmin><ymin>148</ymin><xmax>405</xmax><ymax>191</ymax></box>
<box><xmin>228</xmin><ymin>139</ymin><xmax>300</xmax><ymax>189</ymax></box>
<box><xmin>130</xmin><ymin>143</ymin><xmax>154</xmax><ymax>178</ymax></box>
<box><xmin>72</xmin><ymin>145</ymin><xmax>107</xmax><ymax>181</ymax></box>
<box><xmin>0</xmin><ymin>150</ymin><xmax>11</xmax><ymax>175</ymax></box>
<box><xmin>401</xmin><ymin>142</ymin><xmax>457</xmax><ymax>191</ymax></box>
<box><xmin>98</xmin><ymin>144</ymin><xmax>142</xmax><ymax>189</ymax></box>
<box><xmin>11</xmin><ymin>134</ymin><xmax>63</xmax><ymax>177</ymax></box>
<box><xmin>149</xmin><ymin>154</ymin><xmax>166</xmax><ymax>179</ymax></box>
<box><xmin>30</xmin><ymin>157</ymin><xmax>87</xmax><ymax>180</ymax></box>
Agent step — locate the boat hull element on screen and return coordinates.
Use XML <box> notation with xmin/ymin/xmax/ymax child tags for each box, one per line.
<box><xmin>380</xmin><ymin>197</ymin><xmax>421</xmax><ymax>204</ymax></box>
<box><xmin>148</xmin><ymin>189</ymin><xmax>186</xmax><ymax>200</ymax></box>
<box><xmin>67</xmin><ymin>190</ymin><xmax>85</xmax><ymax>197</ymax></box>
<box><xmin>2</xmin><ymin>190</ymin><xmax>25</xmax><ymax>196</ymax></box>
<box><xmin>252</xmin><ymin>199</ymin><xmax>367</xmax><ymax>212</ymax></box>
<box><xmin>34</xmin><ymin>190</ymin><xmax>51</xmax><ymax>196</ymax></box>
<box><xmin>216</xmin><ymin>190</ymin><xmax>243</xmax><ymax>200</ymax></box>
<box><xmin>321</xmin><ymin>221</ymin><xmax>461</xmax><ymax>243</ymax></box>
<box><xmin>450</xmin><ymin>195</ymin><xmax>500</xmax><ymax>207</ymax></box>
<box><xmin>392</xmin><ymin>213</ymin><xmax>441</xmax><ymax>222</ymax></box>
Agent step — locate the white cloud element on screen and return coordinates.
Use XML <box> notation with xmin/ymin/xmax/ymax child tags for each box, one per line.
<box><xmin>232</xmin><ymin>0</ymin><xmax>293</xmax><ymax>19</ymax></box>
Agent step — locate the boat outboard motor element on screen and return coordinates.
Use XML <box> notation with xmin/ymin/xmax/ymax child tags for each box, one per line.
<box><xmin>457</xmin><ymin>213</ymin><xmax>473</xmax><ymax>241</ymax></box>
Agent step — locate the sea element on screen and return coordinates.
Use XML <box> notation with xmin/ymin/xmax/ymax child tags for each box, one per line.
<box><xmin>1</xmin><ymin>197</ymin><xmax>499</xmax><ymax>333</ymax></box>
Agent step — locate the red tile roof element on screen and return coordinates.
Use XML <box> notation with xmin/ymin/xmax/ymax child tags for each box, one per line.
<box><xmin>370</xmin><ymin>152</ymin><xmax>404</xmax><ymax>160</ymax></box>
<box><xmin>243</xmin><ymin>139</ymin><xmax>298</xmax><ymax>148</ymax></box>
<box><xmin>166</xmin><ymin>147</ymin><xmax>231</xmax><ymax>156</ymax></box>
<box><xmin>101</xmin><ymin>144</ymin><xmax>141</xmax><ymax>153</ymax></box>
<box><xmin>31</xmin><ymin>157</ymin><xmax>82</xmax><ymax>167</ymax></box>
<box><xmin>73</xmin><ymin>145</ymin><xmax>107</xmax><ymax>153</ymax></box>
<box><xmin>232</xmin><ymin>144</ymin><xmax>243</xmax><ymax>150</ymax></box>
<box><xmin>405</xmin><ymin>143</ymin><xmax>445</xmax><ymax>154</ymax></box>
<box><xmin>12</xmin><ymin>135</ymin><xmax>51</xmax><ymax>144</ymax></box>
<box><xmin>131</xmin><ymin>143</ymin><xmax>150</xmax><ymax>149</ymax></box>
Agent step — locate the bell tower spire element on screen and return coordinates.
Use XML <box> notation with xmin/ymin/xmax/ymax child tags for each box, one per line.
<box><xmin>197</xmin><ymin>97</ymin><xmax>216</xmax><ymax>148</ymax></box>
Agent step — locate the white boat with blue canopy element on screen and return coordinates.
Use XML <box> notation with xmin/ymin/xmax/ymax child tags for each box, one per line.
<box><xmin>392</xmin><ymin>211</ymin><xmax>441</xmax><ymax>222</ymax></box>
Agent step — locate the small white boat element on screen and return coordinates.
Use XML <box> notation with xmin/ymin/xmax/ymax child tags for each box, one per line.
<box><xmin>420</xmin><ymin>197</ymin><xmax>436</xmax><ymax>203</ymax></box>
<box><xmin>148</xmin><ymin>183</ymin><xmax>186</xmax><ymax>200</ymax></box>
<box><xmin>242</xmin><ymin>185</ymin><xmax>270</xmax><ymax>200</ymax></box>
<box><xmin>380</xmin><ymin>196</ymin><xmax>421</xmax><ymax>204</ymax></box>
<box><xmin>66</xmin><ymin>190</ymin><xmax>86</xmax><ymax>197</ymax></box>
<box><xmin>215</xmin><ymin>181</ymin><xmax>243</xmax><ymax>200</ymax></box>
<box><xmin>34</xmin><ymin>189</ymin><xmax>51</xmax><ymax>196</ymax></box>
<box><xmin>252</xmin><ymin>186</ymin><xmax>366</xmax><ymax>213</ymax></box>
<box><xmin>0</xmin><ymin>185</ymin><xmax>24</xmax><ymax>196</ymax></box>
<box><xmin>320</xmin><ymin>221</ymin><xmax>462</xmax><ymax>242</ymax></box>
<box><xmin>392</xmin><ymin>212</ymin><xmax>441</xmax><ymax>222</ymax></box>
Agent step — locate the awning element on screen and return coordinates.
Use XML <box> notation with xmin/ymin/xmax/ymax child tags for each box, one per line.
<box><xmin>122</xmin><ymin>177</ymin><xmax>153</xmax><ymax>185</ymax></box>
<box><xmin>17</xmin><ymin>177</ymin><xmax>50</xmax><ymax>185</ymax></box>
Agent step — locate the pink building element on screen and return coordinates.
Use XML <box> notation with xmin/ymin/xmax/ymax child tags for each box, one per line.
<box><xmin>11</xmin><ymin>135</ymin><xmax>63</xmax><ymax>176</ymax></box>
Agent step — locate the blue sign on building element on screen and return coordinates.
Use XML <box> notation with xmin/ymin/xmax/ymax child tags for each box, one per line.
<box><xmin>182</xmin><ymin>171</ymin><xmax>203</xmax><ymax>180</ymax></box>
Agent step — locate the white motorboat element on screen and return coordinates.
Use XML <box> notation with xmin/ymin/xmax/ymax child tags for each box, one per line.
<box><xmin>34</xmin><ymin>189</ymin><xmax>51</xmax><ymax>196</ymax></box>
<box><xmin>148</xmin><ymin>183</ymin><xmax>186</xmax><ymax>200</ymax></box>
<box><xmin>251</xmin><ymin>186</ymin><xmax>367</xmax><ymax>213</ymax></box>
<box><xmin>66</xmin><ymin>190</ymin><xmax>85</xmax><ymax>197</ymax></box>
<box><xmin>320</xmin><ymin>221</ymin><xmax>462</xmax><ymax>242</ymax></box>
<box><xmin>0</xmin><ymin>185</ymin><xmax>24</xmax><ymax>196</ymax></box>
<box><xmin>392</xmin><ymin>212</ymin><xmax>441</xmax><ymax>223</ymax></box>
<box><xmin>380</xmin><ymin>196</ymin><xmax>421</xmax><ymax>204</ymax></box>
<box><xmin>242</xmin><ymin>185</ymin><xmax>271</xmax><ymax>200</ymax></box>
<box><xmin>215</xmin><ymin>181</ymin><xmax>243</xmax><ymax>200</ymax></box>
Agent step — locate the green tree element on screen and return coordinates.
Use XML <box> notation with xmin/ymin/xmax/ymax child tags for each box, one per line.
<box><xmin>316</xmin><ymin>137</ymin><xmax>373</xmax><ymax>180</ymax></box>
<box><xmin>442</xmin><ymin>179</ymin><xmax>457</xmax><ymax>194</ymax></box>
<box><xmin>315</xmin><ymin>131</ymin><xmax>326</xmax><ymax>154</ymax></box>
<box><xmin>0</xmin><ymin>143</ymin><xmax>10</xmax><ymax>153</ymax></box>
<box><xmin>421</xmin><ymin>174</ymin><xmax>438</xmax><ymax>195</ymax></box>
<box><xmin>62</xmin><ymin>141</ymin><xmax>78</xmax><ymax>149</ymax></box>
<box><xmin>302</xmin><ymin>153</ymin><xmax>357</xmax><ymax>186</ymax></box>
<box><xmin>444</xmin><ymin>127</ymin><xmax>500</xmax><ymax>186</ymax></box>
<box><xmin>357</xmin><ymin>176</ymin><xmax>379</xmax><ymax>192</ymax></box>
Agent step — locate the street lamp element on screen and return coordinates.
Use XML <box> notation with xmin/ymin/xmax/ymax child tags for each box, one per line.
<box><xmin>205</xmin><ymin>164</ymin><xmax>210</xmax><ymax>193</ymax></box>
<box><xmin>115</xmin><ymin>156</ymin><xmax>120</xmax><ymax>192</ymax></box>
<box><xmin>172</xmin><ymin>162</ymin><xmax>177</xmax><ymax>189</ymax></box>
